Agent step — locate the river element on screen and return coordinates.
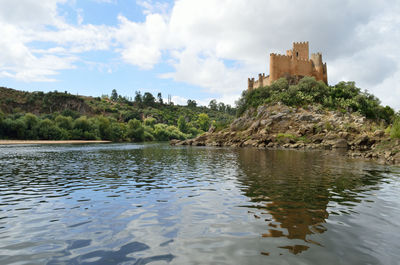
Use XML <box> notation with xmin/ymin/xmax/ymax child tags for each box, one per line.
<box><xmin>0</xmin><ymin>143</ymin><xmax>399</xmax><ymax>264</ymax></box>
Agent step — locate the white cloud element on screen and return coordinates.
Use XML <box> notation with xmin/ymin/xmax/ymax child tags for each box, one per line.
<box><xmin>118</xmin><ymin>0</ymin><xmax>400</xmax><ymax>107</ymax></box>
<box><xmin>0</xmin><ymin>0</ymin><xmax>400</xmax><ymax>109</ymax></box>
<box><xmin>115</xmin><ymin>14</ymin><xmax>167</xmax><ymax>69</ymax></box>
<box><xmin>0</xmin><ymin>0</ymin><xmax>67</xmax><ymax>28</ymax></box>
<box><xmin>171</xmin><ymin>95</ymin><xmax>187</xmax><ymax>106</ymax></box>
<box><xmin>0</xmin><ymin>0</ymin><xmax>113</xmax><ymax>82</ymax></box>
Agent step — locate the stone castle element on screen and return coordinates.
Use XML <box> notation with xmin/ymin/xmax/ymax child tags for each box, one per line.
<box><xmin>248</xmin><ymin>42</ymin><xmax>327</xmax><ymax>91</ymax></box>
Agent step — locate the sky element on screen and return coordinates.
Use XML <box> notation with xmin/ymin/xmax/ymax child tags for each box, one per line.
<box><xmin>0</xmin><ymin>0</ymin><xmax>399</xmax><ymax>109</ymax></box>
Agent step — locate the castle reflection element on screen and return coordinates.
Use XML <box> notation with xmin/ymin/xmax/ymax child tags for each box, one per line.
<box><xmin>235</xmin><ymin>148</ymin><xmax>382</xmax><ymax>254</ymax></box>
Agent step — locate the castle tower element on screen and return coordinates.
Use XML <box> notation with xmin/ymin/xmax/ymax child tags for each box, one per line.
<box><xmin>292</xmin><ymin>41</ymin><xmax>309</xmax><ymax>60</ymax></box>
<box><xmin>310</xmin><ymin>53</ymin><xmax>327</xmax><ymax>83</ymax></box>
<box><xmin>248</xmin><ymin>78</ymin><xmax>255</xmax><ymax>91</ymax></box>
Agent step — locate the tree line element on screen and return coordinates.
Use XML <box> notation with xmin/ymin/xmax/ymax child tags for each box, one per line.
<box><xmin>0</xmin><ymin>111</ymin><xmax>213</xmax><ymax>142</ymax></box>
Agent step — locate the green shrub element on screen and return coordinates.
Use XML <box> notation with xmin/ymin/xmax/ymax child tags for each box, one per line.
<box><xmin>178</xmin><ymin>116</ymin><xmax>188</xmax><ymax>133</ymax></box>
<box><xmin>109</xmin><ymin>122</ymin><xmax>126</xmax><ymax>142</ymax></box>
<box><xmin>144</xmin><ymin>117</ymin><xmax>156</xmax><ymax>127</ymax></box>
<box><xmin>235</xmin><ymin>77</ymin><xmax>395</xmax><ymax>123</ymax></box>
<box><xmin>153</xmin><ymin>123</ymin><xmax>187</xmax><ymax>141</ymax></box>
<box><xmin>96</xmin><ymin>116</ymin><xmax>111</xmax><ymax>140</ymax></box>
<box><xmin>391</xmin><ymin>118</ymin><xmax>400</xmax><ymax>139</ymax></box>
<box><xmin>38</xmin><ymin>119</ymin><xmax>62</xmax><ymax>140</ymax></box>
<box><xmin>197</xmin><ymin>113</ymin><xmax>210</xmax><ymax>131</ymax></box>
<box><xmin>55</xmin><ymin>115</ymin><xmax>73</xmax><ymax>130</ymax></box>
<box><xmin>127</xmin><ymin>119</ymin><xmax>144</xmax><ymax>142</ymax></box>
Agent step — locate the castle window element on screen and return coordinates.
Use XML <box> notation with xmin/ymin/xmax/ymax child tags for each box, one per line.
<box><xmin>296</xmin><ymin>52</ymin><xmax>299</xmax><ymax>57</ymax></box>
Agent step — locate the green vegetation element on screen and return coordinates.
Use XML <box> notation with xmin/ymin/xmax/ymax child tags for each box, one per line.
<box><xmin>391</xmin><ymin>118</ymin><xmax>400</xmax><ymax>139</ymax></box>
<box><xmin>0</xmin><ymin>87</ymin><xmax>235</xmax><ymax>141</ymax></box>
<box><xmin>236</xmin><ymin>77</ymin><xmax>395</xmax><ymax>123</ymax></box>
<box><xmin>276</xmin><ymin>133</ymin><xmax>308</xmax><ymax>143</ymax></box>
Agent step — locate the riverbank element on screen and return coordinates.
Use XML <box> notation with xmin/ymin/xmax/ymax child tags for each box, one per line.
<box><xmin>0</xmin><ymin>140</ymin><xmax>111</xmax><ymax>145</ymax></box>
<box><xmin>171</xmin><ymin>103</ymin><xmax>400</xmax><ymax>165</ymax></box>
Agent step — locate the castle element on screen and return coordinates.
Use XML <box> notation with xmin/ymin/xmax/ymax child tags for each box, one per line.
<box><xmin>248</xmin><ymin>42</ymin><xmax>327</xmax><ymax>91</ymax></box>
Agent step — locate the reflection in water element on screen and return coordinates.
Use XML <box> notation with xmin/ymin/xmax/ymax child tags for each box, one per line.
<box><xmin>0</xmin><ymin>144</ymin><xmax>399</xmax><ymax>264</ymax></box>
<box><xmin>236</xmin><ymin>148</ymin><xmax>396</xmax><ymax>255</ymax></box>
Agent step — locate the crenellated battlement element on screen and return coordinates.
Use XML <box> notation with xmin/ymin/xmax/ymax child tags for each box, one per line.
<box><xmin>247</xmin><ymin>41</ymin><xmax>327</xmax><ymax>91</ymax></box>
<box><xmin>293</xmin><ymin>41</ymin><xmax>309</xmax><ymax>45</ymax></box>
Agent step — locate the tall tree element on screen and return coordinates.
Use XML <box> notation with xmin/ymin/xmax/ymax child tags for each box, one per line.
<box><xmin>177</xmin><ymin>116</ymin><xmax>188</xmax><ymax>133</ymax></box>
<box><xmin>208</xmin><ymin>99</ymin><xmax>218</xmax><ymax>110</ymax></box>
<box><xmin>134</xmin><ymin>91</ymin><xmax>143</xmax><ymax>105</ymax></box>
<box><xmin>143</xmin><ymin>92</ymin><xmax>156</xmax><ymax>106</ymax></box>
<box><xmin>111</xmin><ymin>89</ymin><xmax>118</xmax><ymax>102</ymax></box>
<box><xmin>187</xmin><ymin>99</ymin><xmax>197</xmax><ymax>108</ymax></box>
<box><xmin>157</xmin><ymin>92</ymin><xmax>163</xmax><ymax>104</ymax></box>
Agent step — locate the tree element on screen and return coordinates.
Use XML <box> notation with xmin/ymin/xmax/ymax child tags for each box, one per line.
<box><xmin>111</xmin><ymin>89</ymin><xmax>118</xmax><ymax>101</ymax></box>
<box><xmin>7</xmin><ymin>118</ymin><xmax>26</xmax><ymax>139</ymax></box>
<box><xmin>74</xmin><ymin>116</ymin><xmax>91</xmax><ymax>132</ymax></box>
<box><xmin>157</xmin><ymin>92</ymin><xmax>163</xmax><ymax>104</ymax></box>
<box><xmin>218</xmin><ymin>102</ymin><xmax>226</xmax><ymax>112</ymax></box>
<box><xmin>208</xmin><ymin>99</ymin><xmax>218</xmax><ymax>110</ymax></box>
<box><xmin>109</xmin><ymin>122</ymin><xmax>126</xmax><ymax>142</ymax></box>
<box><xmin>122</xmin><ymin>110</ymin><xmax>141</xmax><ymax>122</ymax></box>
<box><xmin>23</xmin><ymin>113</ymin><xmax>39</xmax><ymax>139</ymax></box>
<box><xmin>97</xmin><ymin>116</ymin><xmax>111</xmax><ymax>140</ymax></box>
<box><xmin>38</xmin><ymin>119</ymin><xmax>62</xmax><ymax>140</ymax></box>
<box><xmin>134</xmin><ymin>91</ymin><xmax>143</xmax><ymax>105</ymax></box>
<box><xmin>177</xmin><ymin>116</ymin><xmax>188</xmax><ymax>133</ymax></box>
<box><xmin>0</xmin><ymin>111</ymin><xmax>4</xmax><ymax>137</ymax></box>
<box><xmin>127</xmin><ymin>119</ymin><xmax>144</xmax><ymax>141</ymax></box>
<box><xmin>187</xmin><ymin>99</ymin><xmax>197</xmax><ymax>108</ymax></box>
<box><xmin>225</xmin><ymin>104</ymin><xmax>234</xmax><ymax>115</ymax></box>
<box><xmin>144</xmin><ymin>117</ymin><xmax>156</xmax><ymax>128</ymax></box>
<box><xmin>197</xmin><ymin>113</ymin><xmax>210</xmax><ymax>131</ymax></box>
<box><xmin>143</xmin><ymin>92</ymin><xmax>156</xmax><ymax>106</ymax></box>
<box><xmin>55</xmin><ymin>115</ymin><xmax>73</xmax><ymax>130</ymax></box>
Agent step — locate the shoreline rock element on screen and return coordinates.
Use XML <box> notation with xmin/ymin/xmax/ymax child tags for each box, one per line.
<box><xmin>171</xmin><ymin>103</ymin><xmax>400</xmax><ymax>165</ymax></box>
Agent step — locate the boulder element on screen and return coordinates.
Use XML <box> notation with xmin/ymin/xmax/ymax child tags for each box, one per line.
<box><xmin>270</xmin><ymin>113</ymin><xmax>287</xmax><ymax>122</ymax></box>
<box><xmin>298</xmin><ymin>114</ymin><xmax>320</xmax><ymax>123</ymax></box>
<box><xmin>353</xmin><ymin>135</ymin><xmax>370</xmax><ymax>146</ymax></box>
<box><xmin>310</xmin><ymin>133</ymin><xmax>325</xmax><ymax>144</ymax></box>
<box><xmin>393</xmin><ymin>152</ymin><xmax>400</xmax><ymax>164</ymax></box>
<box><xmin>243</xmin><ymin>139</ymin><xmax>258</xmax><ymax>147</ymax></box>
<box><xmin>373</xmin><ymin>130</ymin><xmax>385</xmax><ymax>138</ymax></box>
<box><xmin>331</xmin><ymin>139</ymin><xmax>348</xmax><ymax>149</ymax></box>
<box><xmin>266</xmin><ymin>142</ymin><xmax>275</xmax><ymax>148</ymax></box>
<box><xmin>338</xmin><ymin>131</ymin><xmax>350</xmax><ymax>139</ymax></box>
<box><xmin>170</xmin><ymin>139</ymin><xmax>180</xmax><ymax>145</ymax></box>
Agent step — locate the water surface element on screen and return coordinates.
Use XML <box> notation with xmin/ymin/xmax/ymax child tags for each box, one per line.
<box><xmin>0</xmin><ymin>143</ymin><xmax>399</xmax><ymax>264</ymax></box>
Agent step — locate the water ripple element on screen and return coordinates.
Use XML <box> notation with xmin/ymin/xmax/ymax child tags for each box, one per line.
<box><xmin>0</xmin><ymin>144</ymin><xmax>399</xmax><ymax>264</ymax></box>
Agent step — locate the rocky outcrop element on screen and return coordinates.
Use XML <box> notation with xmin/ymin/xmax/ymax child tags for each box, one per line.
<box><xmin>171</xmin><ymin>103</ymin><xmax>400</xmax><ymax>165</ymax></box>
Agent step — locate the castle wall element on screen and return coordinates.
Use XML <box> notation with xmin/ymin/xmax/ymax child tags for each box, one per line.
<box><xmin>270</xmin><ymin>54</ymin><xmax>291</xmax><ymax>82</ymax></box>
<box><xmin>250</xmin><ymin>75</ymin><xmax>270</xmax><ymax>90</ymax></box>
<box><xmin>291</xmin><ymin>58</ymin><xmax>313</xmax><ymax>77</ymax></box>
<box><xmin>270</xmin><ymin>54</ymin><xmax>314</xmax><ymax>83</ymax></box>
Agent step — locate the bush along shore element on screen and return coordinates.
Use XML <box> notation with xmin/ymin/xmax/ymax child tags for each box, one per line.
<box><xmin>0</xmin><ymin>87</ymin><xmax>235</xmax><ymax>142</ymax></box>
<box><xmin>171</xmin><ymin>77</ymin><xmax>400</xmax><ymax>165</ymax></box>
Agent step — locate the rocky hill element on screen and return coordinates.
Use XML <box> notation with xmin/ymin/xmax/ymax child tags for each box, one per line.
<box><xmin>172</xmin><ymin>78</ymin><xmax>400</xmax><ymax>165</ymax></box>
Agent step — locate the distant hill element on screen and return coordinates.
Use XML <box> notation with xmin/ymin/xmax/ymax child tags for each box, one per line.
<box><xmin>0</xmin><ymin>86</ymin><xmax>234</xmax><ymax>124</ymax></box>
<box><xmin>0</xmin><ymin>87</ymin><xmax>235</xmax><ymax>141</ymax></box>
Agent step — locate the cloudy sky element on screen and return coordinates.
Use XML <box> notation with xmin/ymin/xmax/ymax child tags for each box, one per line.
<box><xmin>0</xmin><ymin>0</ymin><xmax>399</xmax><ymax>108</ymax></box>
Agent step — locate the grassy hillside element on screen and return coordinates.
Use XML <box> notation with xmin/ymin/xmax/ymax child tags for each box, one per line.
<box><xmin>0</xmin><ymin>87</ymin><xmax>235</xmax><ymax>141</ymax></box>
